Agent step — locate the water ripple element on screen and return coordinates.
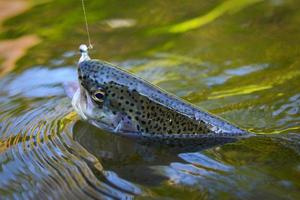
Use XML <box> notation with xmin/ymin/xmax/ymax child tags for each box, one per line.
<box><xmin>0</xmin><ymin>69</ymin><xmax>142</xmax><ymax>199</ymax></box>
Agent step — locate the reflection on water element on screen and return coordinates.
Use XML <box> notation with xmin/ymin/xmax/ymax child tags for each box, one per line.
<box><xmin>0</xmin><ymin>0</ymin><xmax>300</xmax><ymax>199</ymax></box>
<box><xmin>150</xmin><ymin>0</ymin><xmax>263</xmax><ymax>34</ymax></box>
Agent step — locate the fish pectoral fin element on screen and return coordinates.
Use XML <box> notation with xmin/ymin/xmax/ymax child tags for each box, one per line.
<box><xmin>113</xmin><ymin>120</ymin><xmax>123</xmax><ymax>133</ymax></box>
<box><xmin>113</xmin><ymin>117</ymin><xmax>138</xmax><ymax>133</ymax></box>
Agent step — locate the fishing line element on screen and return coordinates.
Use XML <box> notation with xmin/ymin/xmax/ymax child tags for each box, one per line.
<box><xmin>81</xmin><ymin>0</ymin><xmax>93</xmax><ymax>49</ymax></box>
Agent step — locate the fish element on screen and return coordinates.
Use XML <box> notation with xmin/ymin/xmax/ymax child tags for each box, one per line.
<box><xmin>69</xmin><ymin>45</ymin><xmax>252</xmax><ymax>141</ymax></box>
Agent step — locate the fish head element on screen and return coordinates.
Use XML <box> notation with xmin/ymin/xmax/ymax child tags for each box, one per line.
<box><xmin>73</xmin><ymin>59</ymin><xmax>138</xmax><ymax>134</ymax></box>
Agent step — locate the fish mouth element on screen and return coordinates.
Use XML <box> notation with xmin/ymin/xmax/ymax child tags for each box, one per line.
<box><xmin>71</xmin><ymin>86</ymin><xmax>87</xmax><ymax>120</ymax></box>
<box><xmin>70</xmin><ymin>82</ymin><xmax>97</xmax><ymax>120</ymax></box>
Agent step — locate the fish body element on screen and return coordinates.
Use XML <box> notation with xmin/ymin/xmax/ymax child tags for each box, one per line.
<box><xmin>72</xmin><ymin>56</ymin><xmax>251</xmax><ymax>140</ymax></box>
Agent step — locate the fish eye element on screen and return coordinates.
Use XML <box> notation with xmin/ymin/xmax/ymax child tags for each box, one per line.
<box><xmin>92</xmin><ymin>89</ymin><xmax>105</xmax><ymax>103</ymax></box>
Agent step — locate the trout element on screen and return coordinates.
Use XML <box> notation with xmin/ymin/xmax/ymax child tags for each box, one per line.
<box><xmin>70</xmin><ymin>45</ymin><xmax>251</xmax><ymax>140</ymax></box>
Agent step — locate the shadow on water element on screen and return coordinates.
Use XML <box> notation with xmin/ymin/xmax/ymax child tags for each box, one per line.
<box><xmin>73</xmin><ymin>120</ymin><xmax>238</xmax><ymax>186</ymax></box>
<box><xmin>73</xmin><ymin>120</ymin><xmax>300</xmax><ymax>199</ymax></box>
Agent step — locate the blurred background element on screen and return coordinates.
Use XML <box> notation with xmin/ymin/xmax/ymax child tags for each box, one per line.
<box><xmin>0</xmin><ymin>0</ymin><xmax>300</xmax><ymax>199</ymax></box>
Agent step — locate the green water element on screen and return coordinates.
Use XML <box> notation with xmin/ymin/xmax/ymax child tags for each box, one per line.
<box><xmin>0</xmin><ymin>0</ymin><xmax>300</xmax><ymax>199</ymax></box>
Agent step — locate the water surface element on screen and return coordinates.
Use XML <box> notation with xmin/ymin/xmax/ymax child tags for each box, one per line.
<box><xmin>0</xmin><ymin>0</ymin><xmax>300</xmax><ymax>199</ymax></box>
